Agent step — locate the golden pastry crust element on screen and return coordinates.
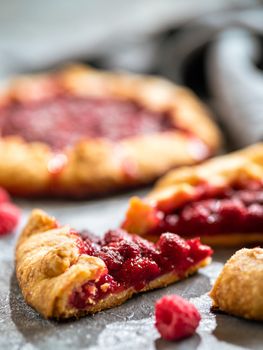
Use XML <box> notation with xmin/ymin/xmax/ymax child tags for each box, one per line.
<box><xmin>210</xmin><ymin>248</ymin><xmax>263</xmax><ymax>321</ymax></box>
<box><xmin>150</xmin><ymin>143</ymin><xmax>263</xmax><ymax>196</ymax></box>
<box><xmin>0</xmin><ymin>65</ymin><xmax>221</xmax><ymax>198</ymax></box>
<box><xmin>195</xmin><ymin>233</ymin><xmax>263</xmax><ymax>247</ymax></box>
<box><xmin>123</xmin><ymin>144</ymin><xmax>263</xmax><ymax>246</ymax></box>
<box><xmin>16</xmin><ymin>209</ymin><xmax>211</xmax><ymax>319</ymax></box>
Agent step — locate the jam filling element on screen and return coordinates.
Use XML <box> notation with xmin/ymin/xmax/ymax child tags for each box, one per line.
<box><xmin>69</xmin><ymin>229</ymin><xmax>212</xmax><ymax>310</ymax></box>
<box><xmin>148</xmin><ymin>182</ymin><xmax>263</xmax><ymax>237</ymax></box>
<box><xmin>0</xmin><ymin>95</ymin><xmax>176</xmax><ymax>149</ymax></box>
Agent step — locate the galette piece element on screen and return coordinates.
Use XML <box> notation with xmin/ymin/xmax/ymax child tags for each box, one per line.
<box><xmin>0</xmin><ymin>65</ymin><xmax>221</xmax><ymax>198</ymax></box>
<box><xmin>123</xmin><ymin>144</ymin><xmax>263</xmax><ymax>246</ymax></box>
<box><xmin>16</xmin><ymin>210</ymin><xmax>212</xmax><ymax>319</ymax></box>
<box><xmin>210</xmin><ymin>247</ymin><xmax>263</xmax><ymax>321</ymax></box>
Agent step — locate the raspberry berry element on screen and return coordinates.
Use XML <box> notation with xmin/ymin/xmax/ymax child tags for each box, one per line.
<box><xmin>187</xmin><ymin>238</ymin><xmax>213</xmax><ymax>263</ymax></box>
<box><xmin>157</xmin><ymin>233</ymin><xmax>190</xmax><ymax>259</ymax></box>
<box><xmin>0</xmin><ymin>187</ymin><xmax>10</xmax><ymax>203</ymax></box>
<box><xmin>0</xmin><ymin>202</ymin><xmax>20</xmax><ymax>235</ymax></box>
<box><xmin>104</xmin><ymin>229</ymin><xmax>131</xmax><ymax>244</ymax></box>
<box><xmin>117</xmin><ymin>257</ymin><xmax>160</xmax><ymax>285</ymax></box>
<box><xmin>155</xmin><ymin>295</ymin><xmax>201</xmax><ymax>341</ymax></box>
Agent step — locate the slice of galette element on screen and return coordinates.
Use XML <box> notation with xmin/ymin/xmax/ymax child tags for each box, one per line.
<box><xmin>16</xmin><ymin>210</ymin><xmax>212</xmax><ymax>319</ymax></box>
<box><xmin>0</xmin><ymin>65</ymin><xmax>221</xmax><ymax>198</ymax></box>
<box><xmin>122</xmin><ymin>144</ymin><xmax>263</xmax><ymax>247</ymax></box>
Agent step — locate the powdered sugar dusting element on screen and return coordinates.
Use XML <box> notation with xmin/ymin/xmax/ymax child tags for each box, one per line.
<box><xmin>89</xmin><ymin>317</ymin><xmax>158</xmax><ymax>350</ymax></box>
<box><xmin>199</xmin><ymin>262</ymin><xmax>224</xmax><ymax>285</ymax></box>
<box><xmin>191</xmin><ymin>293</ymin><xmax>216</xmax><ymax>333</ymax></box>
<box><xmin>191</xmin><ymin>293</ymin><xmax>249</xmax><ymax>350</ymax></box>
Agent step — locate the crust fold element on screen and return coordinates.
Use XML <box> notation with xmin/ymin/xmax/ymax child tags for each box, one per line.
<box><xmin>150</xmin><ymin>143</ymin><xmax>263</xmax><ymax>200</ymax></box>
<box><xmin>16</xmin><ymin>210</ymin><xmax>106</xmax><ymax>318</ymax></box>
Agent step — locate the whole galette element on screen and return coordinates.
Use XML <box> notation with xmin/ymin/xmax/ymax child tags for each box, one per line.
<box><xmin>0</xmin><ymin>65</ymin><xmax>221</xmax><ymax>197</ymax></box>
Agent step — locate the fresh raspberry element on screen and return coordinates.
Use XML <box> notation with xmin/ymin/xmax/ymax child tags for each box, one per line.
<box><xmin>83</xmin><ymin>240</ymin><xmax>98</xmax><ymax>256</ymax></box>
<box><xmin>0</xmin><ymin>187</ymin><xmax>10</xmax><ymax>203</ymax></box>
<box><xmin>218</xmin><ymin>199</ymin><xmax>246</xmax><ymax>221</ymax></box>
<box><xmin>155</xmin><ymin>295</ymin><xmax>201</xmax><ymax>341</ymax></box>
<box><xmin>157</xmin><ymin>233</ymin><xmax>190</xmax><ymax>259</ymax></box>
<box><xmin>187</xmin><ymin>238</ymin><xmax>213</xmax><ymax>263</ymax></box>
<box><xmin>98</xmin><ymin>246</ymin><xmax>124</xmax><ymax>273</ymax></box>
<box><xmin>247</xmin><ymin>203</ymin><xmax>263</xmax><ymax>219</ymax></box>
<box><xmin>0</xmin><ymin>202</ymin><xmax>20</xmax><ymax>235</ymax></box>
<box><xmin>117</xmin><ymin>257</ymin><xmax>160</xmax><ymax>286</ymax></box>
<box><xmin>104</xmin><ymin>229</ymin><xmax>131</xmax><ymax>244</ymax></box>
<box><xmin>236</xmin><ymin>190</ymin><xmax>263</xmax><ymax>206</ymax></box>
<box><xmin>116</xmin><ymin>240</ymin><xmax>140</xmax><ymax>259</ymax></box>
<box><xmin>132</xmin><ymin>235</ymin><xmax>160</xmax><ymax>261</ymax></box>
<box><xmin>79</xmin><ymin>230</ymin><xmax>101</xmax><ymax>244</ymax></box>
<box><xmin>182</xmin><ymin>202</ymin><xmax>211</xmax><ymax>221</ymax></box>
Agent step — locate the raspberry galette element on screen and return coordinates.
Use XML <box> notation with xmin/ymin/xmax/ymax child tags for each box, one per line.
<box><xmin>0</xmin><ymin>65</ymin><xmax>221</xmax><ymax>198</ymax></box>
<box><xmin>210</xmin><ymin>247</ymin><xmax>263</xmax><ymax>321</ymax></box>
<box><xmin>16</xmin><ymin>210</ymin><xmax>212</xmax><ymax>319</ymax></box>
<box><xmin>122</xmin><ymin>144</ymin><xmax>263</xmax><ymax>247</ymax></box>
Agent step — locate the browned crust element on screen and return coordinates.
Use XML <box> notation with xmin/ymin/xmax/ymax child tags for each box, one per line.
<box><xmin>15</xmin><ymin>209</ymin><xmax>210</xmax><ymax>319</ymax></box>
<box><xmin>149</xmin><ymin>143</ymin><xmax>263</xmax><ymax>201</ymax></box>
<box><xmin>123</xmin><ymin>144</ymin><xmax>263</xmax><ymax>246</ymax></box>
<box><xmin>198</xmin><ymin>233</ymin><xmax>263</xmax><ymax>247</ymax></box>
<box><xmin>0</xmin><ymin>65</ymin><xmax>221</xmax><ymax>198</ymax></box>
<box><xmin>209</xmin><ymin>248</ymin><xmax>263</xmax><ymax>321</ymax></box>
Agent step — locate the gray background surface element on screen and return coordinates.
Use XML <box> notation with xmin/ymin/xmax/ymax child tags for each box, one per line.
<box><xmin>0</xmin><ymin>191</ymin><xmax>262</xmax><ymax>350</ymax></box>
<box><xmin>0</xmin><ymin>1</ymin><xmax>263</xmax><ymax>348</ymax></box>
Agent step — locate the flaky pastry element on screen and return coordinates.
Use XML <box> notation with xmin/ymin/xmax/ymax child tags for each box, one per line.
<box><xmin>210</xmin><ymin>247</ymin><xmax>263</xmax><ymax>321</ymax></box>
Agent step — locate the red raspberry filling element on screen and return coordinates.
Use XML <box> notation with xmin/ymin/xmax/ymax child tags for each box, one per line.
<box><xmin>0</xmin><ymin>187</ymin><xmax>20</xmax><ymax>236</ymax></box>
<box><xmin>148</xmin><ymin>182</ymin><xmax>263</xmax><ymax>237</ymax></box>
<box><xmin>69</xmin><ymin>229</ymin><xmax>212</xmax><ymax>310</ymax></box>
<box><xmin>1</xmin><ymin>95</ymin><xmax>175</xmax><ymax>150</ymax></box>
<box><xmin>155</xmin><ymin>295</ymin><xmax>201</xmax><ymax>341</ymax></box>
